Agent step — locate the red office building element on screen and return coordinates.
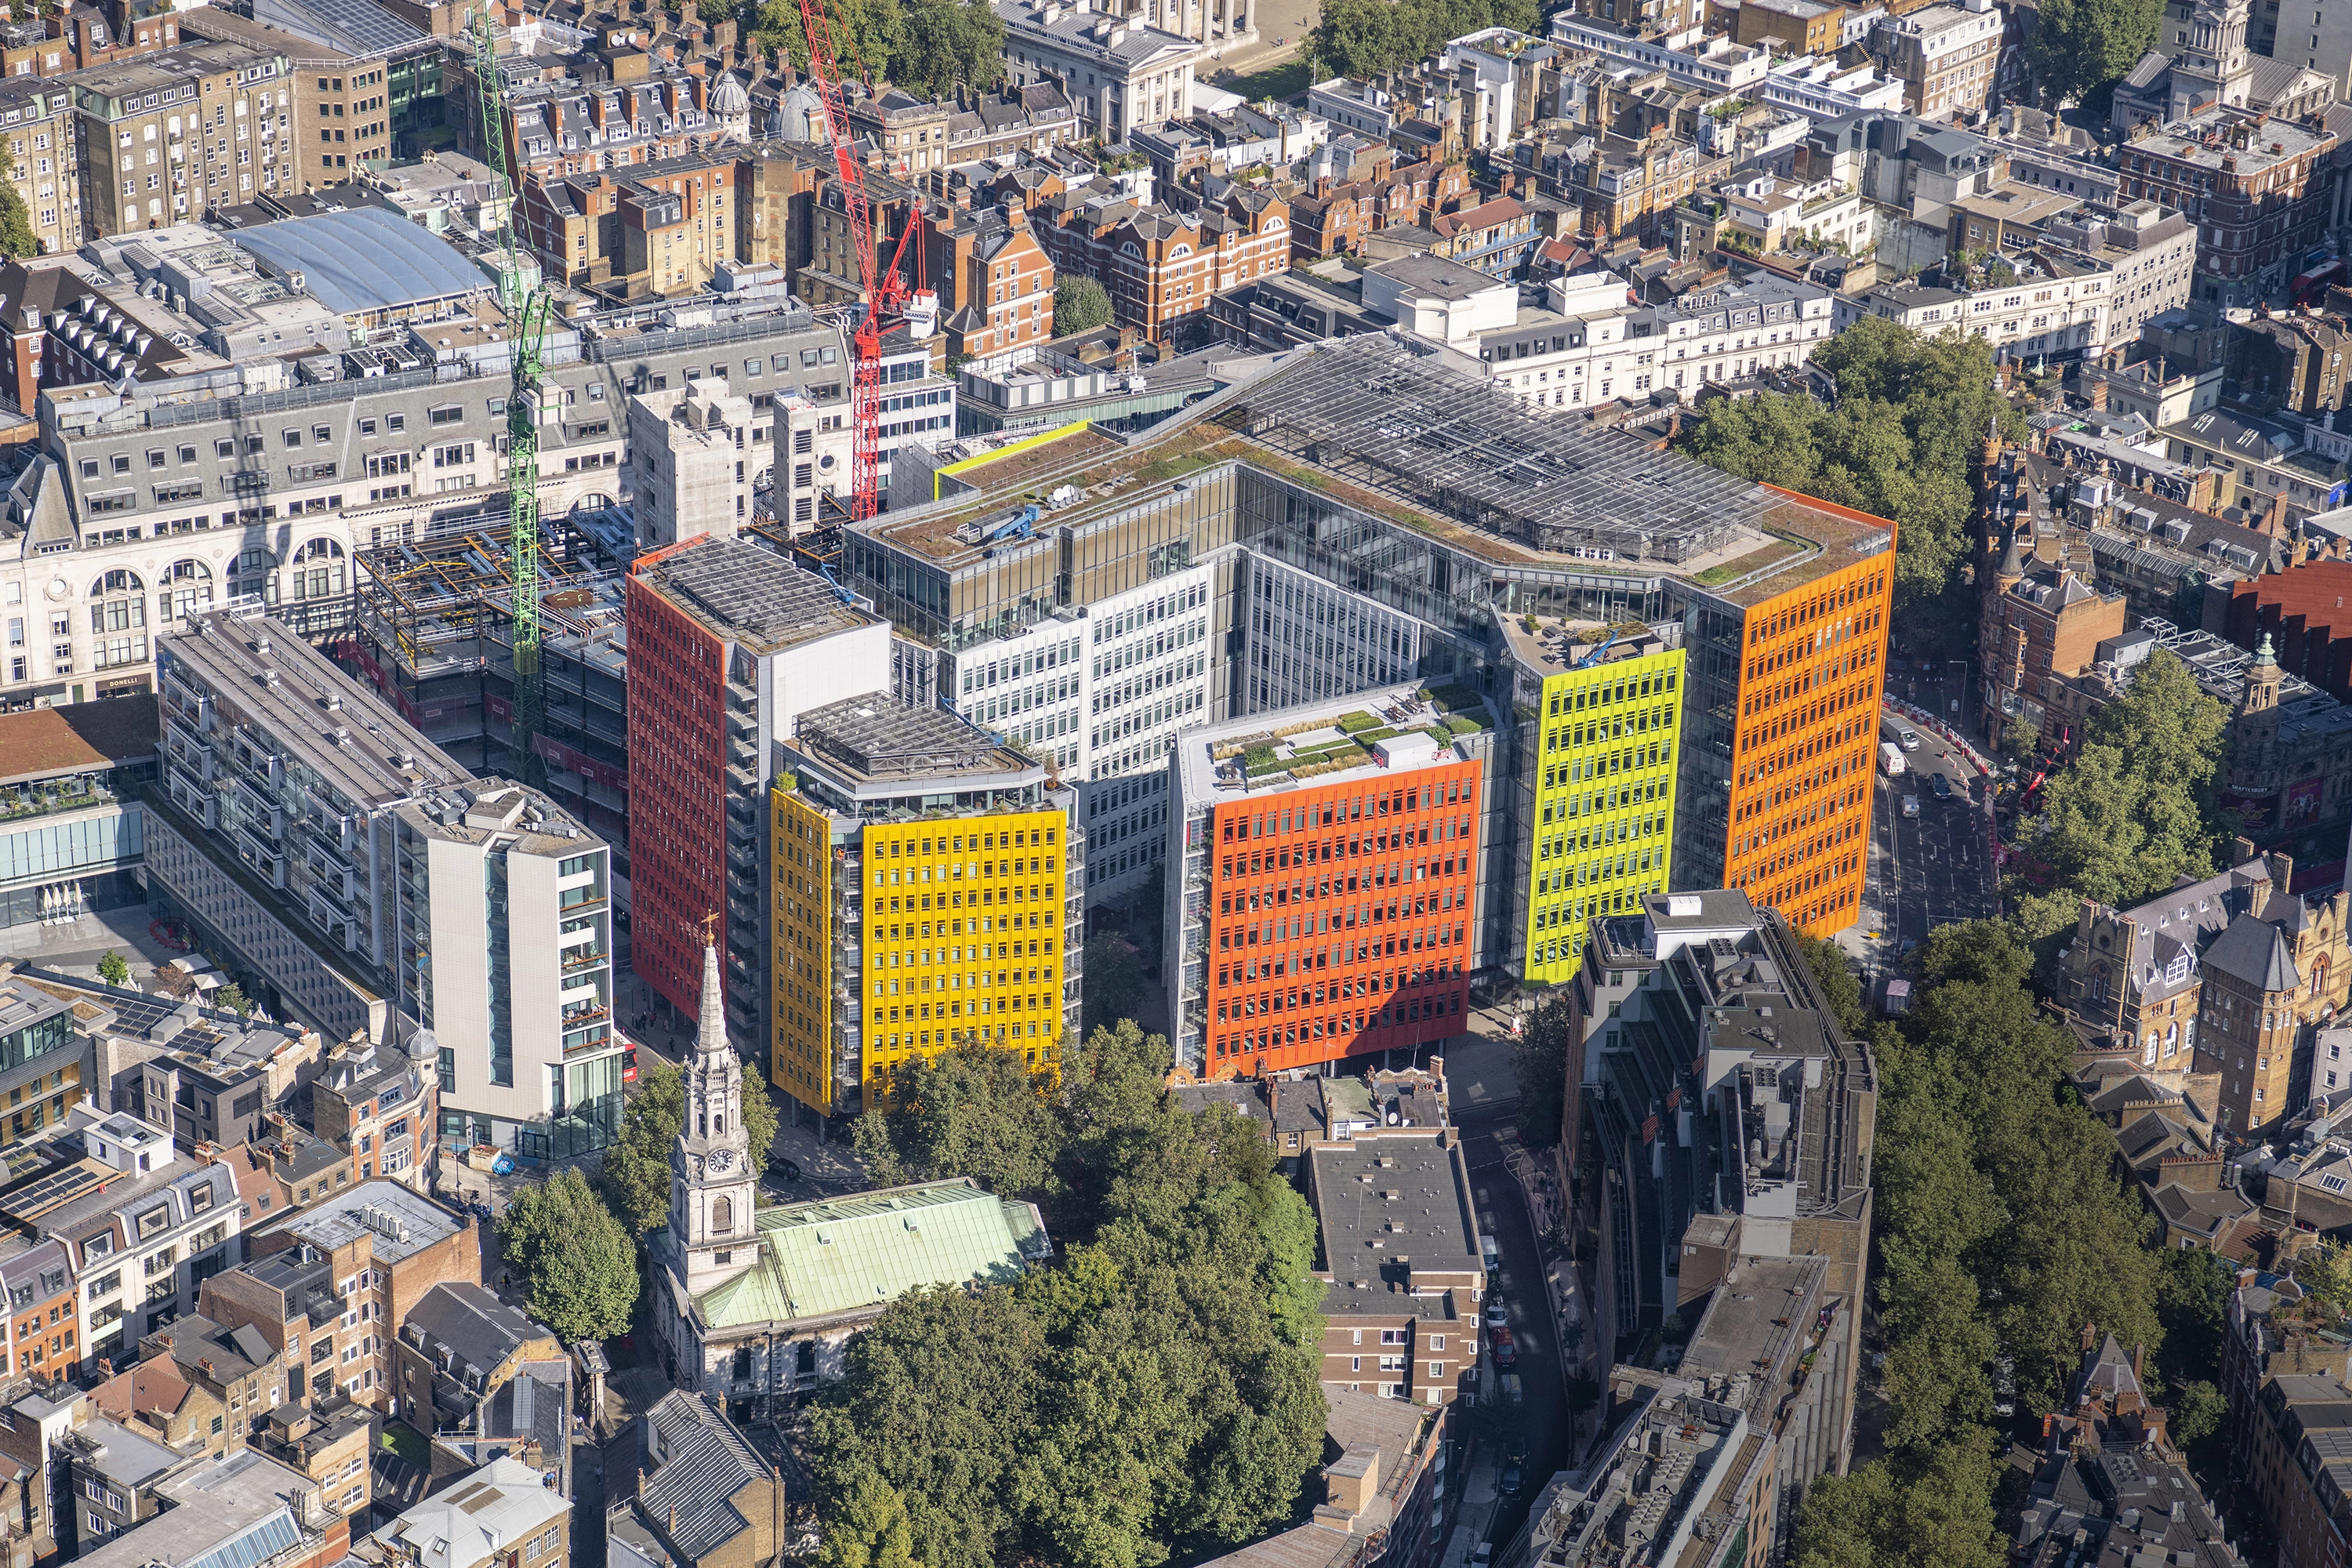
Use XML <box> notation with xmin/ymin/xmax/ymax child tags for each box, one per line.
<box><xmin>623</xmin><ymin>537</ymin><xmax>890</xmax><ymax>1051</ymax></box>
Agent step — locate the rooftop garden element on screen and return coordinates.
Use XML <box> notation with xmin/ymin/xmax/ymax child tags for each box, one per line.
<box><xmin>1</xmin><ymin>774</ymin><xmax>120</xmax><ymax>822</ymax></box>
<box><xmin>1210</xmin><ymin>691</ymin><xmax>1490</xmax><ymax>785</ymax></box>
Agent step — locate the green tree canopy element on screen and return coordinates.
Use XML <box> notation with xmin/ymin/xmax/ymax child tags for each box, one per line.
<box><xmin>851</xmin><ymin>1040</ymin><xmax>1062</xmax><ymax>1198</ymax></box>
<box><xmin>496</xmin><ymin>1168</ymin><xmax>639</xmax><ymax>1341</ymax></box>
<box><xmin>1789</xmin><ymin>1432</ymin><xmax>2005</xmax><ymax>1568</ymax></box>
<box><xmin>812</xmin><ymin>1021</ymin><xmax>1326</xmax><ymax>1568</ymax></box>
<box><xmin>0</xmin><ymin>184</ymin><xmax>34</xmax><ymax>263</ymax></box>
<box><xmin>96</xmin><ymin>950</ymin><xmax>129</xmax><ymax>988</ymax></box>
<box><xmin>2025</xmin><ymin>649</ymin><xmax>2228</xmax><ymax>909</ymax></box>
<box><xmin>1054</xmin><ymin>275</ymin><xmax>1115</xmax><ymax>336</ymax></box>
<box><xmin>890</xmin><ymin>0</ymin><xmax>1004</xmax><ymax>96</ymax></box>
<box><xmin>2026</xmin><ymin>0</ymin><xmax>2161</xmax><ymax>107</ymax></box>
<box><xmin>1305</xmin><ymin>0</ymin><xmax>1537</xmax><ymax>78</ymax></box>
<box><xmin>1787</xmin><ymin>923</ymin><xmax>2163</xmax><ymax>1563</ymax></box>
<box><xmin>1682</xmin><ymin>318</ymin><xmax>2024</xmax><ymax>619</ymax></box>
<box><xmin>598</xmin><ymin>1060</ymin><xmax>780</xmax><ymax>1235</ymax></box>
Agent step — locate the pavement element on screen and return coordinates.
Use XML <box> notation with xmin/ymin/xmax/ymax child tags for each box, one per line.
<box><xmin>0</xmin><ymin>903</ymin><xmax>203</xmax><ymax>986</ymax></box>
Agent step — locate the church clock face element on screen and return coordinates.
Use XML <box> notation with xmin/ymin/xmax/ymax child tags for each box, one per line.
<box><xmin>707</xmin><ymin>1149</ymin><xmax>734</xmax><ymax>1174</ymax></box>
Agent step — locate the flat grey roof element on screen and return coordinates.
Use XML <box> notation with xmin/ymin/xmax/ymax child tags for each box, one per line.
<box><xmin>1311</xmin><ymin>1132</ymin><xmax>1479</xmax><ymax>1287</ymax></box>
<box><xmin>640</xmin><ymin>537</ymin><xmax>877</xmax><ymax>654</ymax></box>
<box><xmin>162</xmin><ymin>611</ymin><xmax>470</xmax><ymax>811</ymax></box>
<box><xmin>1225</xmin><ymin>335</ymin><xmax>1776</xmax><ymax>565</ymax></box>
<box><xmin>1365</xmin><ymin>252</ymin><xmax>1501</xmax><ymax>300</ymax></box>
<box><xmin>793</xmin><ymin>695</ymin><xmax>1033</xmax><ymax>785</ymax></box>
<box><xmin>74</xmin><ymin>1416</ymin><xmax>182</xmax><ymax>1486</ymax></box>
<box><xmin>260</xmin><ymin>1180</ymin><xmax>463</xmax><ymax>1267</ymax></box>
<box><xmin>228</xmin><ymin>208</ymin><xmax>488</xmax><ymax>318</ymax></box>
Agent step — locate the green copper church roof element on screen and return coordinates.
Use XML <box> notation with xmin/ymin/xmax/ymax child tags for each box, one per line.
<box><xmin>694</xmin><ymin>1178</ymin><xmax>1050</xmax><ymax>1328</ymax></box>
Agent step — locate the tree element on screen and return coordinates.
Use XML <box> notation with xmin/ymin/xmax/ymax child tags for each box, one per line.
<box><xmin>1680</xmin><ymin>319</ymin><xmax>2024</xmax><ymax>629</ymax></box>
<box><xmin>213</xmin><ymin>981</ymin><xmax>252</xmax><ymax>1018</ymax></box>
<box><xmin>598</xmin><ymin>1060</ymin><xmax>779</xmax><ymax>1234</ymax></box>
<box><xmin>1080</xmin><ymin>929</ymin><xmax>1145</xmax><ymax>1036</ymax></box>
<box><xmin>2026</xmin><ymin>0</ymin><xmax>2161</xmax><ymax>106</ymax></box>
<box><xmin>2002</xmin><ymin>713</ymin><xmax>2041</xmax><ymax>764</ymax></box>
<box><xmin>2171</xmin><ymin>1380</ymin><xmax>2226</xmax><ymax>1450</ymax></box>
<box><xmin>1305</xmin><ymin>0</ymin><xmax>1537</xmax><ymax>77</ymax></box>
<box><xmin>2027</xmin><ymin>651</ymin><xmax>2229</xmax><ymax>910</ymax></box>
<box><xmin>96</xmin><ymin>950</ymin><xmax>129</xmax><ymax>988</ymax></box>
<box><xmin>496</xmin><ymin>1168</ymin><xmax>639</xmax><ymax>1341</ymax></box>
<box><xmin>2299</xmin><ymin>1240</ymin><xmax>2352</xmax><ymax>1315</ymax></box>
<box><xmin>1512</xmin><ymin>994</ymin><xmax>1570</xmax><ymax>1149</ymax></box>
<box><xmin>1789</xmin><ymin>929</ymin><xmax>1867</xmax><ymax>1033</ymax></box>
<box><xmin>891</xmin><ymin>0</ymin><xmax>1003</xmax><ymax>96</ymax></box>
<box><xmin>1788</xmin><ymin>1434</ymin><xmax>2005</xmax><ymax>1568</ymax></box>
<box><xmin>811</xmin><ymin>1018</ymin><xmax>1326</xmax><ymax>1566</ymax></box>
<box><xmin>752</xmin><ymin>0</ymin><xmax>904</xmax><ymax>88</ymax></box>
<box><xmin>0</xmin><ymin>184</ymin><xmax>34</xmax><ymax>263</ymax></box>
<box><xmin>852</xmin><ymin>1040</ymin><xmax>1062</xmax><ymax>1198</ymax></box>
<box><xmin>2153</xmin><ymin>1245</ymin><xmax>2233</xmax><ymax>1392</ymax></box>
<box><xmin>1054</xmin><ymin>275</ymin><xmax>1114</xmax><ymax>336</ymax></box>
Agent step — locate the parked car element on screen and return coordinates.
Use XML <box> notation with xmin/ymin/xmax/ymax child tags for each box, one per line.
<box><xmin>771</xmin><ymin>1156</ymin><xmax>803</xmax><ymax>1183</ymax></box>
<box><xmin>1485</xmin><ymin>1295</ymin><xmax>1508</xmax><ymax>1327</ymax></box>
<box><xmin>1929</xmin><ymin>773</ymin><xmax>1953</xmax><ymax>800</ymax></box>
<box><xmin>1501</xmin><ymin>1372</ymin><xmax>1523</xmax><ymax>1406</ymax></box>
<box><xmin>1480</xmin><ymin>1232</ymin><xmax>1500</xmax><ymax>1273</ymax></box>
<box><xmin>1491</xmin><ymin>1327</ymin><xmax>1518</xmax><ymax>1369</ymax></box>
<box><xmin>1902</xmin><ymin>794</ymin><xmax>1921</xmax><ymax>818</ymax></box>
<box><xmin>1471</xmin><ymin>1545</ymin><xmax>1493</xmax><ymax>1568</ymax></box>
<box><xmin>1500</xmin><ymin>1440</ymin><xmax>1526</xmax><ymax>1497</ymax></box>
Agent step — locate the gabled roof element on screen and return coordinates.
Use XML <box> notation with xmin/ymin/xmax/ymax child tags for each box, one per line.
<box><xmin>636</xmin><ymin>1393</ymin><xmax>768</xmax><ymax>1559</ymax></box>
<box><xmin>405</xmin><ymin>1282</ymin><xmax>549</xmax><ymax>1380</ymax></box>
<box><xmin>689</xmin><ymin>1178</ymin><xmax>1048</xmax><ymax>1330</ymax></box>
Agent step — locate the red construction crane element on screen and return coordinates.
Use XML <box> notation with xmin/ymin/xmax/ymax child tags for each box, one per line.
<box><xmin>790</xmin><ymin>0</ymin><xmax>924</xmax><ymax>521</ymax></box>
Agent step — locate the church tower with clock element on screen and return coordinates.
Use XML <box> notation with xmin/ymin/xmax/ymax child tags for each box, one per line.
<box><xmin>670</xmin><ymin>938</ymin><xmax>758</xmax><ymax>1293</ymax></box>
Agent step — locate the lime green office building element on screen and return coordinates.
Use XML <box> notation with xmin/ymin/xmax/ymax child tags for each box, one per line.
<box><xmin>1504</xmin><ymin>620</ymin><xmax>1686</xmax><ymax>985</ymax></box>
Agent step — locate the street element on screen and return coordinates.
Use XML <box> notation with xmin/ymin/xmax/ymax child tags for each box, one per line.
<box><xmin>1860</xmin><ymin>717</ymin><xmax>2000</xmax><ymax>969</ymax></box>
<box><xmin>1443</xmin><ymin>1035</ymin><xmax>1570</xmax><ymax>1561</ymax></box>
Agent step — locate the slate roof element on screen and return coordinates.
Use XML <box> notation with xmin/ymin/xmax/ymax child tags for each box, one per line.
<box><xmin>479</xmin><ymin>1359</ymin><xmax>568</xmax><ymax>1457</ymax></box>
<box><xmin>2205</xmin><ymin>913</ymin><xmax>2301</xmax><ymax>995</ymax></box>
<box><xmin>405</xmin><ymin>1283</ymin><xmax>545</xmax><ymax>1377</ymax></box>
<box><xmin>689</xmin><ymin>1178</ymin><xmax>1048</xmax><ymax>1330</ymax></box>
<box><xmin>637</xmin><ymin>1393</ymin><xmax>768</xmax><ymax>1559</ymax></box>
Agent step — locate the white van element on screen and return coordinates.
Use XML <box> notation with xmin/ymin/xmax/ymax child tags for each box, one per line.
<box><xmin>1880</xmin><ymin>742</ymin><xmax>1905</xmax><ymax>777</ymax></box>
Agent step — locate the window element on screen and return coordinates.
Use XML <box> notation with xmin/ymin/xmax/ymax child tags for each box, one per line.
<box><xmin>427</xmin><ymin>405</ymin><xmax>463</xmax><ymax>426</ymax></box>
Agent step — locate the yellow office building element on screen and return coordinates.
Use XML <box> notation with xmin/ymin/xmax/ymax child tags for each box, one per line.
<box><xmin>769</xmin><ymin>695</ymin><xmax>1083</xmax><ymax>1120</ymax></box>
<box><xmin>1503</xmin><ymin>620</ymin><xmax>1686</xmax><ymax>985</ymax></box>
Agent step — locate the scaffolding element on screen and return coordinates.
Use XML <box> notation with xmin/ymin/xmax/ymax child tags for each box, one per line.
<box><xmin>1225</xmin><ymin>335</ymin><xmax>1774</xmax><ymax>566</ymax></box>
<box><xmin>341</xmin><ymin>510</ymin><xmax>634</xmax><ymax>851</ymax></box>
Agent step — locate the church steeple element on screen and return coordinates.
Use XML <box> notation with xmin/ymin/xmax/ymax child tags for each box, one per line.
<box><xmin>670</xmin><ymin>935</ymin><xmax>758</xmax><ymax>1292</ymax></box>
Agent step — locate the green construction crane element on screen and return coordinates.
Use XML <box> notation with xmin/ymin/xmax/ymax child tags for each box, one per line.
<box><xmin>472</xmin><ymin>5</ymin><xmax>548</xmax><ymax>788</ymax></box>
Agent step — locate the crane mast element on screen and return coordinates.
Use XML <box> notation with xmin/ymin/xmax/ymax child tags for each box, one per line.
<box><xmin>472</xmin><ymin>5</ymin><xmax>549</xmax><ymax>785</ymax></box>
<box><xmin>791</xmin><ymin>0</ymin><xmax>918</xmax><ymax>521</ymax></box>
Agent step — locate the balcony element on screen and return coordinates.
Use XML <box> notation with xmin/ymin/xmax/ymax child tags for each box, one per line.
<box><xmin>562</xmin><ymin>948</ymin><xmax>609</xmax><ymax>974</ymax></box>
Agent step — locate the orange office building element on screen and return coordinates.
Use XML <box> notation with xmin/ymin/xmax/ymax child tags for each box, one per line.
<box><xmin>1170</xmin><ymin>686</ymin><xmax>1496</xmax><ymax>1079</ymax></box>
<box><xmin>1702</xmin><ymin>501</ymin><xmax>1897</xmax><ymax>937</ymax></box>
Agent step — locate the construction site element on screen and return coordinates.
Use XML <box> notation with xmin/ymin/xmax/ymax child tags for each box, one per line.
<box><xmin>336</xmin><ymin>506</ymin><xmax>635</xmax><ymax>872</ymax></box>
